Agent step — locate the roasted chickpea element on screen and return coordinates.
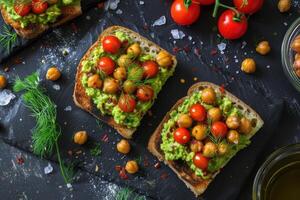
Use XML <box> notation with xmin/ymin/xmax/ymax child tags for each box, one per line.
<box><xmin>278</xmin><ymin>0</ymin><xmax>291</xmax><ymax>13</ymax></box>
<box><xmin>201</xmin><ymin>87</ymin><xmax>216</xmax><ymax>104</ymax></box>
<box><xmin>294</xmin><ymin>58</ymin><xmax>300</xmax><ymax>71</ymax></box>
<box><xmin>227</xmin><ymin>130</ymin><xmax>240</xmax><ymax>144</ymax></box>
<box><xmin>125</xmin><ymin>160</ymin><xmax>139</xmax><ymax>174</ymax></box>
<box><xmin>192</xmin><ymin>124</ymin><xmax>207</xmax><ymax>140</ymax></box>
<box><xmin>218</xmin><ymin>143</ymin><xmax>229</xmax><ymax>155</ymax></box>
<box><xmin>73</xmin><ymin>131</ymin><xmax>88</xmax><ymax>145</ymax></box>
<box><xmin>295</xmin><ymin>53</ymin><xmax>300</xmax><ymax>60</ymax></box>
<box><xmin>103</xmin><ymin>78</ymin><xmax>119</xmax><ymax>94</ymax></box>
<box><xmin>113</xmin><ymin>67</ymin><xmax>127</xmax><ymax>81</ymax></box>
<box><xmin>190</xmin><ymin>140</ymin><xmax>203</xmax><ymax>153</ymax></box>
<box><xmin>203</xmin><ymin>142</ymin><xmax>217</xmax><ymax>158</ymax></box>
<box><xmin>87</xmin><ymin>74</ymin><xmax>102</xmax><ymax>89</ymax></box>
<box><xmin>226</xmin><ymin>115</ymin><xmax>240</xmax><ymax>129</ymax></box>
<box><xmin>156</xmin><ymin>50</ymin><xmax>173</xmax><ymax>68</ymax></box>
<box><xmin>117</xmin><ymin>55</ymin><xmax>132</xmax><ymax>68</ymax></box>
<box><xmin>177</xmin><ymin>114</ymin><xmax>193</xmax><ymax>128</ymax></box>
<box><xmin>116</xmin><ymin>139</ymin><xmax>131</xmax><ymax>154</ymax></box>
<box><xmin>208</xmin><ymin>107</ymin><xmax>222</xmax><ymax>122</ymax></box>
<box><xmin>127</xmin><ymin>43</ymin><xmax>141</xmax><ymax>57</ymax></box>
<box><xmin>0</xmin><ymin>75</ymin><xmax>7</xmax><ymax>89</ymax></box>
<box><xmin>295</xmin><ymin>68</ymin><xmax>300</xmax><ymax>77</ymax></box>
<box><xmin>256</xmin><ymin>41</ymin><xmax>271</xmax><ymax>55</ymax></box>
<box><xmin>46</xmin><ymin>67</ymin><xmax>61</xmax><ymax>81</ymax></box>
<box><xmin>123</xmin><ymin>80</ymin><xmax>137</xmax><ymax>94</ymax></box>
<box><xmin>239</xmin><ymin>117</ymin><xmax>252</xmax><ymax>134</ymax></box>
<box><xmin>241</xmin><ymin>58</ymin><xmax>256</xmax><ymax>74</ymax></box>
<box><xmin>291</xmin><ymin>36</ymin><xmax>300</xmax><ymax>53</ymax></box>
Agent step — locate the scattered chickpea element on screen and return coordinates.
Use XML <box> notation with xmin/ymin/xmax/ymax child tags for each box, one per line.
<box><xmin>156</xmin><ymin>50</ymin><xmax>173</xmax><ymax>68</ymax></box>
<box><xmin>226</xmin><ymin>115</ymin><xmax>240</xmax><ymax>129</ymax></box>
<box><xmin>116</xmin><ymin>139</ymin><xmax>131</xmax><ymax>154</ymax></box>
<box><xmin>278</xmin><ymin>0</ymin><xmax>291</xmax><ymax>13</ymax></box>
<box><xmin>46</xmin><ymin>67</ymin><xmax>61</xmax><ymax>81</ymax></box>
<box><xmin>125</xmin><ymin>160</ymin><xmax>139</xmax><ymax>174</ymax></box>
<box><xmin>190</xmin><ymin>140</ymin><xmax>203</xmax><ymax>153</ymax></box>
<box><xmin>207</xmin><ymin>107</ymin><xmax>222</xmax><ymax>122</ymax></box>
<box><xmin>177</xmin><ymin>114</ymin><xmax>193</xmax><ymax>128</ymax></box>
<box><xmin>295</xmin><ymin>53</ymin><xmax>300</xmax><ymax>60</ymax></box>
<box><xmin>218</xmin><ymin>143</ymin><xmax>229</xmax><ymax>155</ymax></box>
<box><xmin>202</xmin><ymin>142</ymin><xmax>217</xmax><ymax>158</ymax></box>
<box><xmin>192</xmin><ymin>124</ymin><xmax>207</xmax><ymax>140</ymax></box>
<box><xmin>241</xmin><ymin>58</ymin><xmax>256</xmax><ymax>74</ymax></box>
<box><xmin>0</xmin><ymin>75</ymin><xmax>7</xmax><ymax>89</ymax></box>
<box><xmin>180</xmin><ymin>79</ymin><xmax>185</xmax><ymax>84</ymax></box>
<box><xmin>227</xmin><ymin>130</ymin><xmax>240</xmax><ymax>144</ymax></box>
<box><xmin>256</xmin><ymin>41</ymin><xmax>271</xmax><ymax>55</ymax></box>
<box><xmin>239</xmin><ymin>117</ymin><xmax>253</xmax><ymax>134</ymax></box>
<box><xmin>117</xmin><ymin>55</ymin><xmax>132</xmax><ymax>68</ymax></box>
<box><xmin>103</xmin><ymin>78</ymin><xmax>119</xmax><ymax>94</ymax></box>
<box><xmin>73</xmin><ymin>131</ymin><xmax>88</xmax><ymax>145</ymax></box>
<box><xmin>291</xmin><ymin>36</ymin><xmax>300</xmax><ymax>53</ymax></box>
<box><xmin>113</xmin><ymin>67</ymin><xmax>127</xmax><ymax>81</ymax></box>
<box><xmin>201</xmin><ymin>87</ymin><xmax>216</xmax><ymax>104</ymax></box>
<box><xmin>87</xmin><ymin>74</ymin><xmax>102</xmax><ymax>89</ymax></box>
<box><xmin>127</xmin><ymin>43</ymin><xmax>141</xmax><ymax>57</ymax></box>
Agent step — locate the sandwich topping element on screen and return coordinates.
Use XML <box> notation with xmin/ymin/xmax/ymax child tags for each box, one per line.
<box><xmin>80</xmin><ymin>30</ymin><xmax>175</xmax><ymax>128</ymax></box>
<box><xmin>1</xmin><ymin>0</ymin><xmax>80</xmax><ymax>28</ymax></box>
<box><xmin>160</xmin><ymin>86</ymin><xmax>255</xmax><ymax>179</ymax></box>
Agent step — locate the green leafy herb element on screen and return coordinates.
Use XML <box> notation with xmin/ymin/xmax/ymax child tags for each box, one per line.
<box><xmin>13</xmin><ymin>72</ymin><xmax>74</xmax><ymax>184</ymax></box>
<box><xmin>0</xmin><ymin>25</ymin><xmax>17</xmax><ymax>52</ymax></box>
<box><xmin>115</xmin><ymin>188</ymin><xmax>146</xmax><ymax>200</ymax></box>
<box><xmin>90</xmin><ymin>143</ymin><xmax>102</xmax><ymax>157</ymax></box>
<box><xmin>127</xmin><ymin>64</ymin><xmax>144</xmax><ymax>82</ymax></box>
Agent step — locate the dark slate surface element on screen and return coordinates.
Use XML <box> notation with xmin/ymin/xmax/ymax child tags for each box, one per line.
<box><xmin>1</xmin><ymin>0</ymin><xmax>300</xmax><ymax>200</ymax></box>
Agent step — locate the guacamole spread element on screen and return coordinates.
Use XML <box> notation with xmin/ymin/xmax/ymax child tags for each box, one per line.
<box><xmin>81</xmin><ymin>30</ymin><xmax>175</xmax><ymax>129</ymax></box>
<box><xmin>160</xmin><ymin>87</ymin><xmax>253</xmax><ymax>179</ymax></box>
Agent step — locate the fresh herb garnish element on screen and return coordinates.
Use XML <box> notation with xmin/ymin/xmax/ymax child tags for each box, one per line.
<box><xmin>127</xmin><ymin>64</ymin><xmax>144</xmax><ymax>82</ymax></box>
<box><xmin>115</xmin><ymin>188</ymin><xmax>146</xmax><ymax>200</ymax></box>
<box><xmin>90</xmin><ymin>143</ymin><xmax>102</xmax><ymax>157</ymax></box>
<box><xmin>0</xmin><ymin>25</ymin><xmax>17</xmax><ymax>52</ymax></box>
<box><xmin>13</xmin><ymin>72</ymin><xmax>74</xmax><ymax>184</ymax></box>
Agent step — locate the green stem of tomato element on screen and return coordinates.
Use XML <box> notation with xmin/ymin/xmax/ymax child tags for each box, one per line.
<box><xmin>213</xmin><ymin>0</ymin><xmax>240</xmax><ymax>18</ymax></box>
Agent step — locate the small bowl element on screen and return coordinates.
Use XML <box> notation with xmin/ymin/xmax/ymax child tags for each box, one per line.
<box><xmin>282</xmin><ymin>17</ymin><xmax>300</xmax><ymax>92</ymax></box>
<box><xmin>252</xmin><ymin>143</ymin><xmax>300</xmax><ymax>200</ymax></box>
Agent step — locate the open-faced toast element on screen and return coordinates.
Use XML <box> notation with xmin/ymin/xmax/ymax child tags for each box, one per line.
<box><xmin>148</xmin><ymin>82</ymin><xmax>264</xmax><ymax>196</ymax></box>
<box><xmin>73</xmin><ymin>26</ymin><xmax>177</xmax><ymax>139</ymax></box>
<box><xmin>0</xmin><ymin>1</ymin><xmax>82</xmax><ymax>39</ymax></box>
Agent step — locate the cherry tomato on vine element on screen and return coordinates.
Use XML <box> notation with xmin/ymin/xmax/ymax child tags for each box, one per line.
<box><xmin>171</xmin><ymin>0</ymin><xmax>201</xmax><ymax>26</ymax></box>
<box><xmin>118</xmin><ymin>94</ymin><xmax>136</xmax><ymax>113</ymax></box>
<box><xmin>14</xmin><ymin>3</ymin><xmax>32</xmax><ymax>17</ymax></box>
<box><xmin>173</xmin><ymin>127</ymin><xmax>191</xmax><ymax>144</ymax></box>
<box><xmin>97</xmin><ymin>57</ymin><xmax>116</xmax><ymax>75</ymax></box>
<box><xmin>189</xmin><ymin>104</ymin><xmax>206</xmax><ymax>122</ymax></box>
<box><xmin>233</xmin><ymin>0</ymin><xmax>264</xmax><ymax>14</ymax></box>
<box><xmin>193</xmin><ymin>153</ymin><xmax>209</xmax><ymax>170</ymax></box>
<box><xmin>193</xmin><ymin>0</ymin><xmax>215</xmax><ymax>5</ymax></box>
<box><xmin>218</xmin><ymin>9</ymin><xmax>248</xmax><ymax>40</ymax></box>
<box><xmin>211</xmin><ymin>121</ymin><xmax>228</xmax><ymax>138</ymax></box>
<box><xmin>102</xmin><ymin>35</ymin><xmax>121</xmax><ymax>54</ymax></box>
<box><xmin>142</xmin><ymin>61</ymin><xmax>159</xmax><ymax>78</ymax></box>
<box><xmin>32</xmin><ymin>0</ymin><xmax>48</xmax><ymax>14</ymax></box>
<box><xmin>136</xmin><ymin>85</ymin><xmax>154</xmax><ymax>102</ymax></box>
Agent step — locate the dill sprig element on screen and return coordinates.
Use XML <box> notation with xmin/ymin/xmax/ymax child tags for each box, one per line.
<box><xmin>90</xmin><ymin>143</ymin><xmax>102</xmax><ymax>157</ymax></box>
<box><xmin>13</xmin><ymin>72</ymin><xmax>74</xmax><ymax>184</ymax></box>
<box><xmin>127</xmin><ymin>64</ymin><xmax>144</xmax><ymax>82</ymax></box>
<box><xmin>0</xmin><ymin>25</ymin><xmax>17</xmax><ymax>52</ymax></box>
<box><xmin>115</xmin><ymin>188</ymin><xmax>146</xmax><ymax>200</ymax></box>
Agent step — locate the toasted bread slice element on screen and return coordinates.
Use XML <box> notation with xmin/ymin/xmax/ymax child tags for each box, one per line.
<box><xmin>148</xmin><ymin>82</ymin><xmax>264</xmax><ymax>197</ymax></box>
<box><xmin>0</xmin><ymin>4</ymin><xmax>82</xmax><ymax>39</ymax></box>
<box><xmin>73</xmin><ymin>26</ymin><xmax>177</xmax><ymax>139</ymax></box>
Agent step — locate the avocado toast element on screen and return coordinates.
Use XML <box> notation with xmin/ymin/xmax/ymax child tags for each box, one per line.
<box><xmin>148</xmin><ymin>82</ymin><xmax>264</xmax><ymax>196</ymax></box>
<box><xmin>73</xmin><ymin>26</ymin><xmax>177</xmax><ymax>139</ymax></box>
<box><xmin>0</xmin><ymin>0</ymin><xmax>82</xmax><ymax>39</ymax></box>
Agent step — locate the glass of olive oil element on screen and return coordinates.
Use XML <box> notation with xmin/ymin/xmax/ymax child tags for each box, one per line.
<box><xmin>253</xmin><ymin>143</ymin><xmax>300</xmax><ymax>200</ymax></box>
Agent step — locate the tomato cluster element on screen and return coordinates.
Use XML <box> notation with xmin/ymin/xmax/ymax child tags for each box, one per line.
<box><xmin>170</xmin><ymin>0</ymin><xmax>264</xmax><ymax>40</ymax></box>
<box><xmin>14</xmin><ymin>0</ymin><xmax>50</xmax><ymax>16</ymax></box>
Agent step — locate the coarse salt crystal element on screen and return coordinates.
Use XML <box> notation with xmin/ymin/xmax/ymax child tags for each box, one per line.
<box><xmin>108</xmin><ymin>0</ymin><xmax>120</xmax><ymax>10</ymax></box>
<box><xmin>116</xmin><ymin>9</ymin><xmax>123</xmax><ymax>14</ymax></box>
<box><xmin>0</xmin><ymin>89</ymin><xmax>16</xmax><ymax>106</ymax></box>
<box><xmin>44</xmin><ymin>163</ymin><xmax>53</xmax><ymax>175</ymax></box>
<box><xmin>139</xmin><ymin>1</ymin><xmax>144</xmax><ymax>5</ymax></box>
<box><xmin>171</xmin><ymin>29</ymin><xmax>185</xmax><ymax>40</ymax></box>
<box><xmin>64</xmin><ymin>106</ymin><xmax>72</xmax><ymax>112</ymax></box>
<box><xmin>152</xmin><ymin>16</ymin><xmax>166</xmax><ymax>26</ymax></box>
<box><xmin>52</xmin><ymin>84</ymin><xmax>60</xmax><ymax>91</ymax></box>
<box><xmin>217</xmin><ymin>42</ymin><xmax>226</xmax><ymax>54</ymax></box>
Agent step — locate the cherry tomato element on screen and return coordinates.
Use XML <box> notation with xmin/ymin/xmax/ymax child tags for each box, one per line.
<box><xmin>171</xmin><ymin>0</ymin><xmax>201</xmax><ymax>26</ymax></box>
<box><xmin>118</xmin><ymin>94</ymin><xmax>136</xmax><ymax>113</ymax></box>
<box><xmin>136</xmin><ymin>85</ymin><xmax>154</xmax><ymax>102</ymax></box>
<box><xmin>32</xmin><ymin>0</ymin><xmax>48</xmax><ymax>14</ymax></box>
<box><xmin>193</xmin><ymin>153</ymin><xmax>209</xmax><ymax>170</ymax></box>
<box><xmin>173</xmin><ymin>128</ymin><xmax>191</xmax><ymax>144</ymax></box>
<box><xmin>193</xmin><ymin>0</ymin><xmax>215</xmax><ymax>5</ymax></box>
<box><xmin>142</xmin><ymin>61</ymin><xmax>159</xmax><ymax>78</ymax></box>
<box><xmin>102</xmin><ymin>36</ymin><xmax>121</xmax><ymax>54</ymax></box>
<box><xmin>218</xmin><ymin>9</ymin><xmax>248</xmax><ymax>40</ymax></box>
<box><xmin>233</xmin><ymin>0</ymin><xmax>264</xmax><ymax>14</ymax></box>
<box><xmin>211</xmin><ymin>121</ymin><xmax>228</xmax><ymax>138</ymax></box>
<box><xmin>14</xmin><ymin>3</ymin><xmax>32</xmax><ymax>17</ymax></box>
<box><xmin>97</xmin><ymin>57</ymin><xmax>115</xmax><ymax>75</ymax></box>
<box><xmin>189</xmin><ymin>104</ymin><xmax>206</xmax><ymax>122</ymax></box>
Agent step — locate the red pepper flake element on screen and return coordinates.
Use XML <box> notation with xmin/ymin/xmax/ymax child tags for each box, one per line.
<box><xmin>193</xmin><ymin>47</ymin><xmax>201</xmax><ymax>56</ymax></box>
<box><xmin>154</xmin><ymin>162</ymin><xmax>161</xmax><ymax>169</ymax></box>
<box><xmin>143</xmin><ymin>156</ymin><xmax>150</xmax><ymax>167</ymax></box>
<box><xmin>143</xmin><ymin>23</ymin><xmax>149</xmax><ymax>30</ymax></box>
<box><xmin>183</xmin><ymin>45</ymin><xmax>191</xmax><ymax>53</ymax></box>
<box><xmin>71</xmin><ymin>23</ymin><xmax>78</xmax><ymax>33</ymax></box>
<box><xmin>97</xmin><ymin>2</ymin><xmax>105</xmax><ymax>9</ymax></box>
<box><xmin>67</xmin><ymin>150</ymin><xmax>73</xmax><ymax>156</ymax></box>
<box><xmin>16</xmin><ymin>155</ymin><xmax>24</xmax><ymax>165</ymax></box>
<box><xmin>122</xmin><ymin>40</ymin><xmax>129</xmax><ymax>48</ymax></box>
<box><xmin>101</xmin><ymin>134</ymin><xmax>109</xmax><ymax>143</ymax></box>
<box><xmin>173</xmin><ymin>46</ymin><xmax>181</xmax><ymax>54</ymax></box>
<box><xmin>119</xmin><ymin>167</ymin><xmax>128</xmax><ymax>180</ymax></box>
<box><xmin>219</xmin><ymin>84</ymin><xmax>225</xmax><ymax>94</ymax></box>
<box><xmin>13</xmin><ymin>57</ymin><xmax>23</xmax><ymax>64</ymax></box>
<box><xmin>115</xmin><ymin>165</ymin><xmax>122</xmax><ymax>172</ymax></box>
<box><xmin>160</xmin><ymin>172</ymin><xmax>168</xmax><ymax>180</ymax></box>
<box><xmin>191</xmin><ymin>67</ymin><xmax>198</xmax><ymax>72</ymax></box>
<box><xmin>210</xmin><ymin>49</ymin><xmax>218</xmax><ymax>56</ymax></box>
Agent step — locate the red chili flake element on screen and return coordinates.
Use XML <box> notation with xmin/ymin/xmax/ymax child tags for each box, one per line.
<box><xmin>16</xmin><ymin>155</ymin><xmax>24</xmax><ymax>165</ymax></box>
<box><xmin>119</xmin><ymin>167</ymin><xmax>128</xmax><ymax>180</ymax></box>
<box><xmin>67</xmin><ymin>150</ymin><xmax>73</xmax><ymax>156</ymax></box>
<box><xmin>143</xmin><ymin>23</ymin><xmax>149</xmax><ymax>30</ymax></box>
<box><xmin>183</xmin><ymin>45</ymin><xmax>191</xmax><ymax>53</ymax></box>
<box><xmin>13</xmin><ymin>57</ymin><xmax>23</xmax><ymax>64</ymax></box>
<box><xmin>154</xmin><ymin>162</ymin><xmax>161</xmax><ymax>169</ymax></box>
<box><xmin>210</xmin><ymin>49</ymin><xmax>218</xmax><ymax>56</ymax></box>
<box><xmin>191</xmin><ymin>67</ymin><xmax>198</xmax><ymax>72</ymax></box>
<box><xmin>97</xmin><ymin>2</ymin><xmax>105</xmax><ymax>9</ymax></box>
<box><xmin>115</xmin><ymin>165</ymin><xmax>122</xmax><ymax>172</ymax></box>
<box><xmin>173</xmin><ymin>46</ymin><xmax>181</xmax><ymax>54</ymax></box>
<box><xmin>160</xmin><ymin>172</ymin><xmax>168</xmax><ymax>180</ymax></box>
<box><xmin>219</xmin><ymin>84</ymin><xmax>225</xmax><ymax>94</ymax></box>
<box><xmin>193</xmin><ymin>47</ymin><xmax>201</xmax><ymax>56</ymax></box>
<box><xmin>71</xmin><ymin>23</ymin><xmax>78</xmax><ymax>33</ymax></box>
<box><xmin>143</xmin><ymin>156</ymin><xmax>150</xmax><ymax>167</ymax></box>
<box><xmin>122</xmin><ymin>40</ymin><xmax>129</xmax><ymax>48</ymax></box>
<box><xmin>101</xmin><ymin>134</ymin><xmax>109</xmax><ymax>143</ymax></box>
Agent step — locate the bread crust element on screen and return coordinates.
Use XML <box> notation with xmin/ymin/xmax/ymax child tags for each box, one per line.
<box><xmin>148</xmin><ymin>82</ymin><xmax>264</xmax><ymax>197</ymax></box>
<box><xmin>0</xmin><ymin>4</ymin><xmax>82</xmax><ymax>39</ymax></box>
<box><xmin>73</xmin><ymin>26</ymin><xmax>177</xmax><ymax>139</ymax></box>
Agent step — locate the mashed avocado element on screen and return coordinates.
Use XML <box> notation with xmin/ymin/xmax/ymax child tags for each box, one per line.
<box><xmin>1</xmin><ymin>0</ymin><xmax>79</xmax><ymax>28</ymax></box>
